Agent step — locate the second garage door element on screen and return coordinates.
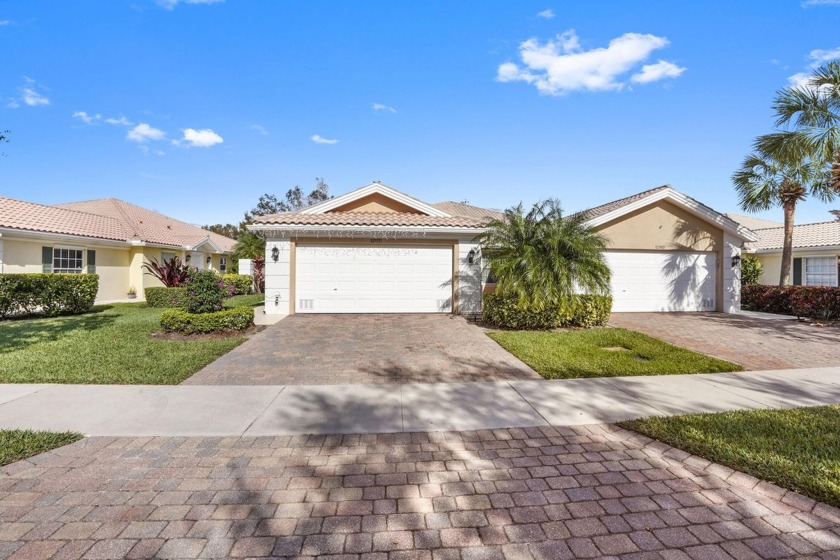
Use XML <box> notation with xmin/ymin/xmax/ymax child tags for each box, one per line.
<box><xmin>295</xmin><ymin>244</ymin><xmax>453</xmax><ymax>313</ymax></box>
<box><xmin>605</xmin><ymin>251</ymin><xmax>718</xmax><ymax>312</ymax></box>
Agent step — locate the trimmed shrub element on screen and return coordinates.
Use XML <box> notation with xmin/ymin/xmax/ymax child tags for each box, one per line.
<box><xmin>0</xmin><ymin>274</ymin><xmax>99</xmax><ymax>319</ymax></box>
<box><xmin>221</xmin><ymin>274</ymin><xmax>252</xmax><ymax>296</ymax></box>
<box><xmin>183</xmin><ymin>270</ymin><xmax>227</xmax><ymax>314</ymax></box>
<box><xmin>740</xmin><ymin>255</ymin><xmax>762</xmax><ymax>286</ymax></box>
<box><xmin>160</xmin><ymin>306</ymin><xmax>254</xmax><ymax>334</ymax></box>
<box><xmin>741</xmin><ymin>284</ymin><xmax>797</xmax><ymax>314</ymax></box>
<box><xmin>482</xmin><ymin>292</ymin><xmax>612</xmax><ymax>329</ymax></box>
<box><xmin>790</xmin><ymin>287</ymin><xmax>840</xmax><ymax>323</ymax></box>
<box><xmin>144</xmin><ymin>287</ymin><xmax>188</xmax><ymax>308</ymax></box>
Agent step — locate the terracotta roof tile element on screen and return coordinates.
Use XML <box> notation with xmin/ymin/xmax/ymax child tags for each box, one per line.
<box><xmin>576</xmin><ymin>185</ymin><xmax>671</xmax><ymax>221</ymax></box>
<box><xmin>751</xmin><ymin>221</ymin><xmax>840</xmax><ymax>251</ymax></box>
<box><xmin>431</xmin><ymin>201</ymin><xmax>503</xmax><ymax>221</ymax></box>
<box><xmin>0</xmin><ymin>196</ymin><xmax>129</xmax><ymax>241</ymax></box>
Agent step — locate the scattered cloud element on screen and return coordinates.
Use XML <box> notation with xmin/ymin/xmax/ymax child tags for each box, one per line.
<box><xmin>127</xmin><ymin>123</ymin><xmax>166</xmax><ymax>143</ymax></box>
<box><xmin>802</xmin><ymin>0</ymin><xmax>840</xmax><ymax>5</ymax></box>
<box><xmin>372</xmin><ymin>103</ymin><xmax>397</xmax><ymax>113</ymax></box>
<box><xmin>72</xmin><ymin>111</ymin><xmax>102</xmax><ymax>124</ymax></box>
<box><xmin>0</xmin><ymin>19</ymin><xmax>11</xmax><ymax>26</ymax></box>
<box><xmin>311</xmin><ymin>134</ymin><xmax>339</xmax><ymax>144</ymax></box>
<box><xmin>156</xmin><ymin>0</ymin><xmax>224</xmax><ymax>9</ymax></box>
<box><xmin>788</xmin><ymin>47</ymin><xmax>840</xmax><ymax>86</ymax></box>
<box><xmin>106</xmin><ymin>115</ymin><xmax>133</xmax><ymax>126</ymax></box>
<box><xmin>175</xmin><ymin>128</ymin><xmax>224</xmax><ymax>148</ymax></box>
<box><xmin>497</xmin><ymin>29</ymin><xmax>685</xmax><ymax>95</ymax></box>
<box><xmin>250</xmin><ymin>124</ymin><xmax>269</xmax><ymax>136</ymax></box>
<box><xmin>536</xmin><ymin>9</ymin><xmax>555</xmax><ymax>19</ymax></box>
<box><xmin>631</xmin><ymin>60</ymin><xmax>686</xmax><ymax>83</ymax></box>
<box><xmin>9</xmin><ymin>77</ymin><xmax>51</xmax><ymax>108</ymax></box>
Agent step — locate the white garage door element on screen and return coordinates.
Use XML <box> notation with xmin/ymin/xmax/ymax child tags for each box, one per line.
<box><xmin>605</xmin><ymin>251</ymin><xmax>717</xmax><ymax>312</ymax></box>
<box><xmin>295</xmin><ymin>245</ymin><xmax>453</xmax><ymax>313</ymax></box>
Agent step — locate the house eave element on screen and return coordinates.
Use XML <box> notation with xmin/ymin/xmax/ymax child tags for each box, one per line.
<box><xmin>299</xmin><ymin>183</ymin><xmax>451</xmax><ymax>217</ymax></box>
<box><xmin>248</xmin><ymin>223</ymin><xmax>486</xmax><ymax>237</ymax></box>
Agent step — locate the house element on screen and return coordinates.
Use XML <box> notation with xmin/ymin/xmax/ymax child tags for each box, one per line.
<box><xmin>0</xmin><ymin>196</ymin><xmax>236</xmax><ymax>302</ymax></box>
<box><xmin>250</xmin><ymin>182</ymin><xmax>756</xmax><ymax>316</ymax></box>
<box><xmin>740</xmin><ymin>216</ymin><xmax>840</xmax><ymax>286</ymax></box>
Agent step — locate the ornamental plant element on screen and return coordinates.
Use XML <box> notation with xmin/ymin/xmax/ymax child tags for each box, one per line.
<box><xmin>182</xmin><ymin>270</ymin><xmax>227</xmax><ymax>314</ymax></box>
<box><xmin>141</xmin><ymin>256</ymin><xmax>190</xmax><ymax>287</ymax></box>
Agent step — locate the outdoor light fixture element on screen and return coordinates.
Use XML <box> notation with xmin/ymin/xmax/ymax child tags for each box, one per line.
<box><xmin>185</xmin><ymin>254</ymin><xmax>191</xmax><ymax>263</ymax></box>
<box><xmin>271</xmin><ymin>246</ymin><xmax>280</xmax><ymax>262</ymax></box>
<box><xmin>731</xmin><ymin>255</ymin><xmax>742</xmax><ymax>268</ymax></box>
<box><xmin>467</xmin><ymin>249</ymin><xmax>477</xmax><ymax>265</ymax></box>
<box><xmin>206</xmin><ymin>256</ymin><xmax>212</xmax><ymax>264</ymax></box>
<box><xmin>274</xmin><ymin>294</ymin><xmax>280</xmax><ymax>305</ymax></box>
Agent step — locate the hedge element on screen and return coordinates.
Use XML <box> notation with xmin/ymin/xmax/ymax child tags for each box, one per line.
<box><xmin>0</xmin><ymin>274</ymin><xmax>99</xmax><ymax>319</ymax></box>
<box><xmin>221</xmin><ymin>274</ymin><xmax>252</xmax><ymax>295</ymax></box>
<box><xmin>482</xmin><ymin>292</ymin><xmax>612</xmax><ymax>329</ymax></box>
<box><xmin>144</xmin><ymin>287</ymin><xmax>188</xmax><ymax>308</ymax></box>
<box><xmin>159</xmin><ymin>306</ymin><xmax>254</xmax><ymax>334</ymax></box>
<box><xmin>742</xmin><ymin>284</ymin><xmax>840</xmax><ymax>322</ymax></box>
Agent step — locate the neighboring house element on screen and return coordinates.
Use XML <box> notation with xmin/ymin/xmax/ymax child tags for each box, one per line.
<box><xmin>250</xmin><ymin>182</ymin><xmax>756</xmax><ymax>316</ymax></box>
<box><xmin>0</xmin><ymin>196</ymin><xmax>236</xmax><ymax>302</ymax></box>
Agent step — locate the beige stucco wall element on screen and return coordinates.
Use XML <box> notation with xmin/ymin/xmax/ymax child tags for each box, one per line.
<box><xmin>755</xmin><ymin>248</ymin><xmax>840</xmax><ymax>285</ymax></box>
<box><xmin>95</xmin><ymin>247</ymin><xmax>131</xmax><ymax>302</ymax></box>
<box><xmin>597</xmin><ymin>200</ymin><xmax>723</xmax><ymax>252</ymax></box>
<box><xmin>2</xmin><ymin>239</ymin><xmax>43</xmax><ymax>273</ymax></box>
<box><xmin>329</xmin><ymin>193</ymin><xmax>423</xmax><ymax>214</ymax></box>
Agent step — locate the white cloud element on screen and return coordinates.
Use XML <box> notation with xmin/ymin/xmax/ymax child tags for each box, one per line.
<box><xmin>311</xmin><ymin>134</ymin><xmax>339</xmax><ymax>144</ymax></box>
<box><xmin>0</xmin><ymin>19</ymin><xmax>11</xmax><ymax>25</ymax></box>
<box><xmin>176</xmin><ymin>128</ymin><xmax>224</xmax><ymax>148</ymax></box>
<box><xmin>372</xmin><ymin>103</ymin><xmax>397</xmax><ymax>113</ymax></box>
<box><xmin>73</xmin><ymin>111</ymin><xmax>102</xmax><ymax>124</ymax></box>
<box><xmin>631</xmin><ymin>60</ymin><xmax>686</xmax><ymax>83</ymax></box>
<box><xmin>11</xmin><ymin>77</ymin><xmax>51</xmax><ymax>107</ymax></box>
<box><xmin>788</xmin><ymin>47</ymin><xmax>840</xmax><ymax>86</ymax></box>
<box><xmin>250</xmin><ymin>124</ymin><xmax>269</xmax><ymax>136</ymax></box>
<box><xmin>156</xmin><ymin>0</ymin><xmax>224</xmax><ymax>9</ymax></box>
<box><xmin>536</xmin><ymin>9</ymin><xmax>555</xmax><ymax>19</ymax></box>
<box><xmin>127</xmin><ymin>123</ymin><xmax>166</xmax><ymax>143</ymax></box>
<box><xmin>105</xmin><ymin>115</ymin><xmax>133</xmax><ymax>126</ymax></box>
<box><xmin>497</xmin><ymin>30</ymin><xmax>684</xmax><ymax>95</ymax></box>
<box><xmin>802</xmin><ymin>0</ymin><xmax>840</xmax><ymax>5</ymax></box>
<box><xmin>22</xmin><ymin>88</ymin><xmax>50</xmax><ymax>106</ymax></box>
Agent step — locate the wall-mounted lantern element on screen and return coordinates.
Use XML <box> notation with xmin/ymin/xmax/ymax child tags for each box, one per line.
<box><xmin>206</xmin><ymin>255</ymin><xmax>212</xmax><ymax>264</ymax></box>
<box><xmin>271</xmin><ymin>246</ymin><xmax>280</xmax><ymax>262</ymax></box>
<box><xmin>731</xmin><ymin>255</ymin><xmax>742</xmax><ymax>268</ymax></box>
<box><xmin>185</xmin><ymin>254</ymin><xmax>191</xmax><ymax>263</ymax></box>
<box><xmin>467</xmin><ymin>249</ymin><xmax>477</xmax><ymax>265</ymax></box>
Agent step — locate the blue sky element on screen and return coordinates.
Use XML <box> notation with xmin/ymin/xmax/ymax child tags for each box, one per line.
<box><xmin>2</xmin><ymin>0</ymin><xmax>840</xmax><ymax>227</ymax></box>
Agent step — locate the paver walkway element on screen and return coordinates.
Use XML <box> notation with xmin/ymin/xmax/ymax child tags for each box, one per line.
<box><xmin>1</xmin><ymin>367</ymin><xmax>839</xmax><ymax>436</ymax></box>
<box><xmin>2</xmin><ymin>425</ymin><xmax>839</xmax><ymax>559</ymax></box>
<box><xmin>186</xmin><ymin>314</ymin><xmax>540</xmax><ymax>385</ymax></box>
<box><xmin>610</xmin><ymin>312</ymin><xmax>840</xmax><ymax>371</ymax></box>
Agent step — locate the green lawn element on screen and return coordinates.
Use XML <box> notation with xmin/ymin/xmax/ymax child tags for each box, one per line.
<box><xmin>0</xmin><ymin>303</ymin><xmax>248</xmax><ymax>384</ymax></box>
<box><xmin>0</xmin><ymin>429</ymin><xmax>83</xmax><ymax>467</ymax></box>
<box><xmin>488</xmin><ymin>327</ymin><xmax>741</xmax><ymax>379</ymax></box>
<box><xmin>225</xmin><ymin>294</ymin><xmax>264</xmax><ymax>308</ymax></box>
<box><xmin>620</xmin><ymin>406</ymin><xmax>840</xmax><ymax>508</ymax></box>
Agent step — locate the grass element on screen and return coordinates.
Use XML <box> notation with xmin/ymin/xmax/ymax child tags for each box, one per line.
<box><xmin>620</xmin><ymin>406</ymin><xmax>840</xmax><ymax>508</ymax></box>
<box><xmin>0</xmin><ymin>303</ymin><xmax>248</xmax><ymax>384</ymax></box>
<box><xmin>0</xmin><ymin>429</ymin><xmax>83</xmax><ymax>467</ymax></box>
<box><xmin>225</xmin><ymin>293</ymin><xmax>264</xmax><ymax>308</ymax></box>
<box><xmin>488</xmin><ymin>327</ymin><xmax>742</xmax><ymax>379</ymax></box>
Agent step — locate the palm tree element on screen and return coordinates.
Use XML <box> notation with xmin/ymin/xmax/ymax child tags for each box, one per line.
<box><xmin>477</xmin><ymin>199</ymin><xmax>611</xmax><ymax>309</ymax></box>
<box><xmin>732</xmin><ymin>151</ymin><xmax>827</xmax><ymax>285</ymax></box>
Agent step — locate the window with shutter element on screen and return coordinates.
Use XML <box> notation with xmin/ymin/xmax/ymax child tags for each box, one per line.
<box><xmin>42</xmin><ymin>247</ymin><xmax>53</xmax><ymax>273</ymax></box>
<box><xmin>792</xmin><ymin>258</ymin><xmax>802</xmax><ymax>285</ymax></box>
<box><xmin>87</xmin><ymin>250</ymin><xmax>96</xmax><ymax>274</ymax></box>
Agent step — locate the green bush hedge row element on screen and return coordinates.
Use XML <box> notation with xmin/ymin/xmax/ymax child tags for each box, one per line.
<box><xmin>482</xmin><ymin>292</ymin><xmax>612</xmax><ymax>329</ymax></box>
<box><xmin>221</xmin><ymin>274</ymin><xmax>252</xmax><ymax>295</ymax></box>
<box><xmin>159</xmin><ymin>306</ymin><xmax>254</xmax><ymax>334</ymax></box>
<box><xmin>742</xmin><ymin>284</ymin><xmax>840</xmax><ymax>322</ymax></box>
<box><xmin>0</xmin><ymin>274</ymin><xmax>99</xmax><ymax>319</ymax></box>
<box><xmin>144</xmin><ymin>287</ymin><xmax>188</xmax><ymax>308</ymax></box>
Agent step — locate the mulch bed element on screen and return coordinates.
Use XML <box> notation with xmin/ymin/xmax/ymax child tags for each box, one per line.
<box><xmin>149</xmin><ymin>324</ymin><xmax>265</xmax><ymax>341</ymax></box>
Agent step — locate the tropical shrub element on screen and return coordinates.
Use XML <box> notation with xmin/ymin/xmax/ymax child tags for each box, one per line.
<box><xmin>160</xmin><ymin>306</ymin><xmax>254</xmax><ymax>334</ymax></box>
<box><xmin>483</xmin><ymin>292</ymin><xmax>612</xmax><ymax>329</ymax></box>
<box><xmin>741</xmin><ymin>285</ymin><xmax>797</xmax><ymax>314</ymax></box>
<box><xmin>141</xmin><ymin>256</ymin><xmax>190</xmax><ymax>287</ymax></box>
<box><xmin>740</xmin><ymin>255</ymin><xmax>762</xmax><ymax>286</ymax></box>
<box><xmin>221</xmin><ymin>274</ymin><xmax>252</xmax><ymax>295</ymax></box>
<box><xmin>182</xmin><ymin>270</ymin><xmax>227</xmax><ymax>314</ymax></box>
<box><xmin>144</xmin><ymin>287</ymin><xmax>188</xmax><ymax>308</ymax></box>
<box><xmin>0</xmin><ymin>274</ymin><xmax>99</xmax><ymax>319</ymax></box>
<box><xmin>790</xmin><ymin>286</ymin><xmax>840</xmax><ymax>323</ymax></box>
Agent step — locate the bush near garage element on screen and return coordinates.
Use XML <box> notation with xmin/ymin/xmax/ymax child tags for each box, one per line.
<box><xmin>160</xmin><ymin>306</ymin><xmax>254</xmax><ymax>334</ymax></box>
<box><xmin>221</xmin><ymin>274</ymin><xmax>252</xmax><ymax>295</ymax></box>
<box><xmin>482</xmin><ymin>292</ymin><xmax>612</xmax><ymax>329</ymax></box>
<box><xmin>742</xmin><ymin>284</ymin><xmax>840</xmax><ymax>322</ymax></box>
<box><xmin>740</xmin><ymin>255</ymin><xmax>762</xmax><ymax>286</ymax></box>
<box><xmin>182</xmin><ymin>270</ymin><xmax>229</xmax><ymax>314</ymax></box>
<box><xmin>144</xmin><ymin>287</ymin><xmax>188</xmax><ymax>308</ymax></box>
<box><xmin>0</xmin><ymin>274</ymin><xmax>98</xmax><ymax>319</ymax></box>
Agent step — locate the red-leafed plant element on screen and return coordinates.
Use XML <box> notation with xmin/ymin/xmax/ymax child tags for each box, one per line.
<box><xmin>252</xmin><ymin>256</ymin><xmax>265</xmax><ymax>294</ymax></box>
<box><xmin>142</xmin><ymin>256</ymin><xmax>191</xmax><ymax>287</ymax></box>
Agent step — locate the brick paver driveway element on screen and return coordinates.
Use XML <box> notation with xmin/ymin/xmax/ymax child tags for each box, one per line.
<box><xmin>2</xmin><ymin>426</ymin><xmax>839</xmax><ymax>559</ymax></box>
<box><xmin>185</xmin><ymin>314</ymin><xmax>539</xmax><ymax>385</ymax></box>
<box><xmin>610</xmin><ymin>312</ymin><xmax>840</xmax><ymax>371</ymax></box>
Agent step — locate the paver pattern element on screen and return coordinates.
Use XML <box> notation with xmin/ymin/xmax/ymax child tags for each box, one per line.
<box><xmin>609</xmin><ymin>312</ymin><xmax>840</xmax><ymax>371</ymax></box>
<box><xmin>2</xmin><ymin>425</ymin><xmax>839</xmax><ymax>559</ymax></box>
<box><xmin>186</xmin><ymin>314</ymin><xmax>539</xmax><ymax>385</ymax></box>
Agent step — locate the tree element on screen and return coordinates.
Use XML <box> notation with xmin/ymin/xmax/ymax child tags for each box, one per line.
<box><xmin>241</xmin><ymin>177</ymin><xmax>331</xmax><ymax>225</ymax></box>
<box><xmin>1</xmin><ymin>129</ymin><xmax>9</xmax><ymax>158</ymax></box>
<box><xmin>740</xmin><ymin>255</ymin><xmax>763</xmax><ymax>286</ymax></box>
<box><xmin>202</xmin><ymin>223</ymin><xmax>240</xmax><ymax>239</ymax></box>
<box><xmin>732</xmin><ymin>151</ymin><xmax>827</xmax><ymax>285</ymax></box>
<box><xmin>477</xmin><ymin>199</ymin><xmax>611</xmax><ymax>309</ymax></box>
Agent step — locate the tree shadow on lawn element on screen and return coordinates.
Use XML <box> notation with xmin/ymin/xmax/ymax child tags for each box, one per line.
<box><xmin>0</xmin><ymin>306</ymin><xmax>117</xmax><ymax>354</ymax></box>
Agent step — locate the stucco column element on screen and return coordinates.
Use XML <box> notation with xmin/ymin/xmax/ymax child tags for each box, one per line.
<box><xmin>723</xmin><ymin>233</ymin><xmax>742</xmax><ymax>313</ymax></box>
<box><xmin>264</xmin><ymin>239</ymin><xmax>291</xmax><ymax>315</ymax></box>
<box><xmin>458</xmin><ymin>241</ymin><xmax>482</xmax><ymax>315</ymax></box>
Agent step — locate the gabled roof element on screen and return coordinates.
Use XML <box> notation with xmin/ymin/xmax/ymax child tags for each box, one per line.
<box><xmin>432</xmin><ymin>201</ymin><xmax>503</xmax><ymax>221</ymax></box>
<box><xmin>580</xmin><ymin>185</ymin><xmax>758</xmax><ymax>242</ymax></box>
<box><xmin>0</xmin><ymin>196</ymin><xmax>129</xmax><ymax>241</ymax></box>
<box><xmin>750</xmin><ymin>221</ymin><xmax>840</xmax><ymax>251</ymax></box>
<box><xmin>300</xmin><ymin>182</ymin><xmax>450</xmax><ymax>217</ymax></box>
<box><xmin>725</xmin><ymin>213</ymin><xmax>783</xmax><ymax>231</ymax></box>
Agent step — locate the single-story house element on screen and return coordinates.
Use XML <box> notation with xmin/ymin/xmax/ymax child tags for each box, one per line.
<box><xmin>0</xmin><ymin>196</ymin><xmax>236</xmax><ymax>302</ymax></box>
<box><xmin>250</xmin><ymin>182</ymin><xmax>756</xmax><ymax>316</ymax></box>
<box><xmin>734</xmin><ymin>213</ymin><xmax>840</xmax><ymax>286</ymax></box>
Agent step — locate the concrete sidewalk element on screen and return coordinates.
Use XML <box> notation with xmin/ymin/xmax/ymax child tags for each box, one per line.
<box><xmin>1</xmin><ymin>367</ymin><xmax>839</xmax><ymax>436</ymax></box>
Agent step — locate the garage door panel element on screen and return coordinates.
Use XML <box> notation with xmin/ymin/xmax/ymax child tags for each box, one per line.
<box><xmin>606</xmin><ymin>251</ymin><xmax>717</xmax><ymax>313</ymax></box>
<box><xmin>296</xmin><ymin>245</ymin><xmax>453</xmax><ymax>313</ymax></box>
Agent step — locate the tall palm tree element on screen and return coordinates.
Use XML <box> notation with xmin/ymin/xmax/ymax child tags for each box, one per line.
<box><xmin>477</xmin><ymin>199</ymin><xmax>611</xmax><ymax>309</ymax></box>
<box><xmin>732</xmin><ymin>151</ymin><xmax>827</xmax><ymax>285</ymax></box>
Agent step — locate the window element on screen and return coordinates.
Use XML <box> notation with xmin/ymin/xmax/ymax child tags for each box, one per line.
<box><xmin>220</xmin><ymin>257</ymin><xmax>227</xmax><ymax>273</ymax></box>
<box><xmin>804</xmin><ymin>256</ymin><xmax>838</xmax><ymax>286</ymax></box>
<box><xmin>53</xmin><ymin>248</ymin><xmax>84</xmax><ymax>274</ymax></box>
<box><xmin>161</xmin><ymin>251</ymin><xmax>177</xmax><ymax>264</ymax></box>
